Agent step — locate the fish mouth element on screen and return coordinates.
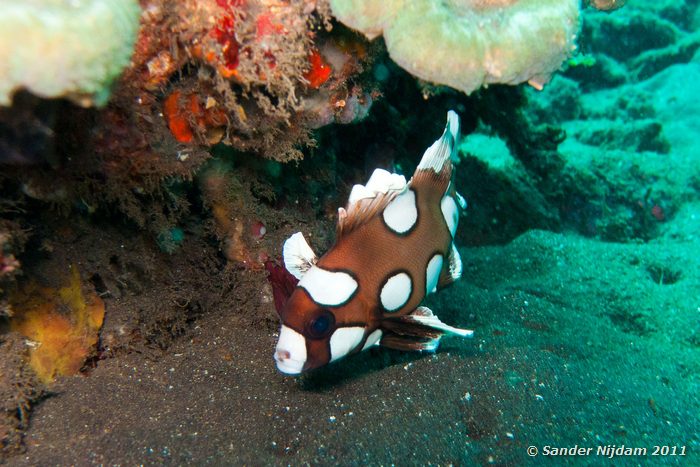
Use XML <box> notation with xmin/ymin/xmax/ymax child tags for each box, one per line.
<box><xmin>274</xmin><ymin>349</ymin><xmax>304</xmax><ymax>375</ymax></box>
<box><xmin>274</xmin><ymin>325</ymin><xmax>307</xmax><ymax>375</ymax></box>
<box><xmin>275</xmin><ymin>358</ymin><xmax>304</xmax><ymax>375</ymax></box>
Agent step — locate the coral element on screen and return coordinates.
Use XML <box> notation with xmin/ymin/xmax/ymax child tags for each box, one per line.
<box><xmin>9</xmin><ymin>266</ymin><xmax>105</xmax><ymax>384</ymax></box>
<box><xmin>0</xmin><ymin>233</ymin><xmax>21</xmax><ymax>279</ymax></box>
<box><xmin>304</xmin><ymin>50</ymin><xmax>333</xmax><ymax>88</ymax></box>
<box><xmin>115</xmin><ymin>0</ymin><xmax>376</xmax><ymax>162</ymax></box>
<box><xmin>586</xmin><ymin>0</ymin><xmax>626</xmax><ymax>12</ymax></box>
<box><xmin>0</xmin><ymin>0</ymin><xmax>379</xmax><ymax>253</ymax></box>
<box><xmin>0</xmin><ymin>212</ymin><xmax>28</xmax><ymax>320</ymax></box>
<box><xmin>302</xmin><ymin>85</ymin><xmax>375</xmax><ymax>129</ymax></box>
<box><xmin>0</xmin><ymin>0</ymin><xmax>141</xmax><ymax>107</ymax></box>
<box><xmin>0</xmin><ymin>333</ymin><xmax>43</xmax><ymax>456</ymax></box>
<box><xmin>299</xmin><ymin>36</ymin><xmax>379</xmax><ymax>128</ymax></box>
<box><xmin>199</xmin><ymin>160</ymin><xmax>271</xmax><ymax>268</ymax></box>
<box><xmin>329</xmin><ymin>0</ymin><xmax>580</xmax><ymax>94</ymax></box>
<box><xmin>162</xmin><ymin>90</ymin><xmax>228</xmax><ymax>144</ymax></box>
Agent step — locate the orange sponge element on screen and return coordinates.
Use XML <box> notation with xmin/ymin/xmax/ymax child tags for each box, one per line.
<box><xmin>10</xmin><ymin>267</ymin><xmax>105</xmax><ymax>384</ymax></box>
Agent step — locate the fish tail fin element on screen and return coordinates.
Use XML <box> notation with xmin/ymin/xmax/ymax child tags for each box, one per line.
<box><xmin>417</xmin><ymin>110</ymin><xmax>459</xmax><ymax>172</ymax></box>
<box><xmin>412</xmin><ymin>110</ymin><xmax>460</xmax><ymax>190</ymax></box>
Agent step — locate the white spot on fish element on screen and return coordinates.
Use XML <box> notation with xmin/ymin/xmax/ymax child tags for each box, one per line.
<box><xmin>380</xmin><ymin>271</ymin><xmax>412</xmax><ymax>312</ymax></box>
<box><xmin>330</xmin><ymin>326</ymin><xmax>365</xmax><ymax>361</ymax></box>
<box><xmin>441</xmin><ymin>195</ymin><xmax>459</xmax><ymax>237</ymax></box>
<box><xmin>298</xmin><ymin>266</ymin><xmax>357</xmax><ymax>306</ymax></box>
<box><xmin>426</xmin><ymin>254</ymin><xmax>443</xmax><ymax>294</ymax></box>
<box><xmin>383</xmin><ymin>189</ymin><xmax>417</xmax><ymax>234</ymax></box>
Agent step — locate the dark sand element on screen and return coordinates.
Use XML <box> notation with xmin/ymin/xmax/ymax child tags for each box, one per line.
<box><xmin>14</xmin><ymin>227</ymin><xmax>699</xmax><ymax>465</ymax></box>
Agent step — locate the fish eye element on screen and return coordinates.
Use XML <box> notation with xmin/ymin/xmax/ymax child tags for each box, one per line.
<box><xmin>307</xmin><ymin>310</ymin><xmax>335</xmax><ymax>339</ymax></box>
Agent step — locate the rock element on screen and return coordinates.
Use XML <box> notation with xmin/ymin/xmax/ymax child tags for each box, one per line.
<box><xmin>563</xmin><ymin>118</ymin><xmax>670</xmax><ymax>154</ymax></box>
<box><xmin>630</xmin><ymin>32</ymin><xmax>700</xmax><ymax>80</ymax></box>
<box><xmin>527</xmin><ymin>76</ymin><xmax>583</xmax><ymax>124</ymax></box>
<box><xmin>584</xmin><ymin>10</ymin><xmax>679</xmax><ymax>63</ymax></box>
<box><xmin>456</xmin><ymin>133</ymin><xmax>561</xmax><ymax>245</ymax></box>
<box><xmin>628</xmin><ymin>0</ymin><xmax>699</xmax><ymax>32</ymax></box>
<box><xmin>640</xmin><ymin>62</ymin><xmax>700</xmax><ymax>157</ymax></box>
<box><xmin>563</xmin><ymin>53</ymin><xmax>628</xmax><ymax>90</ymax></box>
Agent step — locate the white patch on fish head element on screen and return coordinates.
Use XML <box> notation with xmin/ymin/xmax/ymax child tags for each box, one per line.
<box><xmin>329</xmin><ymin>326</ymin><xmax>366</xmax><ymax>362</ymax></box>
<box><xmin>274</xmin><ymin>325</ymin><xmax>307</xmax><ymax>375</ymax></box>
<box><xmin>441</xmin><ymin>195</ymin><xmax>459</xmax><ymax>238</ymax></box>
<box><xmin>426</xmin><ymin>254</ymin><xmax>444</xmax><ymax>295</ymax></box>
<box><xmin>382</xmin><ymin>188</ymin><xmax>418</xmax><ymax>234</ymax></box>
<box><xmin>379</xmin><ymin>271</ymin><xmax>412</xmax><ymax>312</ymax></box>
<box><xmin>298</xmin><ymin>266</ymin><xmax>358</xmax><ymax>306</ymax></box>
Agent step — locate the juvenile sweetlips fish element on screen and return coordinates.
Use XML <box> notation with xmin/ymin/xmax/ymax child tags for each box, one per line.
<box><xmin>274</xmin><ymin>111</ymin><xmax>473</xmax><ymax>375</ymax></box>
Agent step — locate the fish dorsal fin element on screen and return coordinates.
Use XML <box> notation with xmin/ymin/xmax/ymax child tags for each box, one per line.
<box><xmin>337</xmin><ymin>168</ymin><xmax>407</xmax><ymax>237</ymax></box>
<box><xmin>283</xmin><ymin>232</ymin><xmax>317</xmax><ymax>280</ymax></box>
<box><xmin>336</xmin><ymin>111</ymin><xmax>460</xmax><ymax>237</ymax></box>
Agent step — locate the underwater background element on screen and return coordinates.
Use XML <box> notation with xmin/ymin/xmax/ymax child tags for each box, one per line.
<box><xmin>0</xmin><ymin>0</ymin><xmax>698</xmax><ymax>465</ymax></box>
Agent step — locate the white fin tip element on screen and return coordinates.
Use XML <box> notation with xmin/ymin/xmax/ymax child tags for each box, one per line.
<box><xmin>417</xmin><ymin>111</ymin><xmax>461</xmax><ymax>173</ymax></box>
<box><xmin>347</xmin><ymin>169</ymin><xmax>407</xmax><ymax>206</ymax></box>
<box><xmin>409</xmin><ymin>306</ymin><xmax>474</xmax><ymax>338</ymax></box>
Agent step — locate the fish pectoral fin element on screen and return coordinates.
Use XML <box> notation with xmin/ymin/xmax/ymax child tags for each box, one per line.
<box><xmin>385</xmin><ymin>306</ymin><xmax>473</xmax><ymax>339</ymax></box>
<box><xmin>408</xmin><ymin>306</ymin><xmax>473</xmax><ymax>337</ymax></box>
<box><xmin>438</xmin><ymin>243</ymin><xmax>463</xmax><ymax>290</ymax></box>
<box><xmin>380</xmin><ymin>304</ymin><xmax>474</xmax><ymax>352</ymax></box>
<box><xmin>392</xmin><ymin>306</ymin><xmax>474</xmax><ymax>337</ymax></box>
<box><xmin>283</xmin><ymin>232</ymin><xmax>318</xmax><ymax>280</ymax></box>
<box><xmin>381</xmin><ymin>313</ymin><xmax>444</xmax><ymax>340</ymax></box>
<box><xmin>379</xmin><ymin>333</ymin><xmax>441</xmax><ymax>353</ymax></box>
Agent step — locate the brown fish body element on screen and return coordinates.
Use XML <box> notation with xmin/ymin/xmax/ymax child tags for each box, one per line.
<box><xmin>274</xmin><ymin>111</ymin><xmax>472</xmax><ymax>375</ymax></box>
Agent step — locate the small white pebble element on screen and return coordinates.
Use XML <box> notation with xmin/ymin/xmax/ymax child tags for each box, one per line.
<box><xmin>329</xmin><ymin>416</ymin><xmax>336</xmax><ymax>422</ymax></box>
<box><xmin>535</xmin><ymin>394</ymin><xmax>544</xmax><ymax>401</ymax></box>
<box><xmin>506</xmin><ymin>432</ymin><xmax>514</xmax><ymax>439</ymax></box>
<box><xmin>463</xmin><ymin>392</ymin><xmax>472</xmax><ymax>402</ymax></box>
